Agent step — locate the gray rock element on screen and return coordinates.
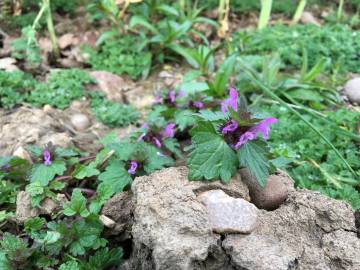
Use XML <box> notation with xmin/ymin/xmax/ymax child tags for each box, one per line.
<box><xmin>90</xmin><ymin>71</ymin><xmax>128</xmax><ymax>102</ymax></box>
<box><xmin>16</xmin><ymin>191</ymin><xmax>40</xmax><ymax>223</ymax></box>
<box><xmin>223</xmin><ymin>190</ymin><xmax>359</xmax><ymax>270</ymax></box>
<box><xmin>70</xmin><ymin>113</ymin><xmax>90</xmax><ymax>131</ymax></box>
<box><xmin>240</xmin><ymin>169</ymin><xmax>294</xmax><ymax>210</ymax></box>
<box><xmin>198</xmin><ymin>189</ymin><xmax>258</xmax><ymax>233</ymax></box>
<box><xmin>344</xmin><ymin>77</ymin><xmax>360</xmax><ymax>103</ymax></box>
<box><xmin>122</xmin><ymin>167</ymin><xmax>359</xmax><ymax>270</ymax></box>
<box><xmin>0</xmin><ymin>107</ymin><xmax>72</xmax><ymax>156</ymax></box>
<box><xmin>130</xmin><ymin>167</ymin><xmax>222</xmax><ymax>270</ymax></box>
<box><xmin>300</xmin><ymin>11</ymin><xmax>321</xmax><ymax>26</ymax></box>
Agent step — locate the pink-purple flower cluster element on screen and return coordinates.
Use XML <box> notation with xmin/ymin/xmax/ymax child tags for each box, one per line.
<box><xmin>137</xmin><ymin>123</ymin><xmax>176</xmax><ymax>148</ymax></box>
<box><xmin>128</xmin><ymin>160</ymin><xmax>138</xmax><ymax>175</ymax></box>
<box><xmin>220</xmin><ymin>88</ymin><xmax>278</xmax><ymax>149</ymax></box>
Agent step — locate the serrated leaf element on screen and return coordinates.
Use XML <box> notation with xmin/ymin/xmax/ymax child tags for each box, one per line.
<box><xmin>98</xmin><ymin>160</ymin><xmax>132</xmax><ymax>193</ymax></box>
<box><xmin>89</xmin><ymin>183</ymin><xmax>114</xmax><ymax>214</ymax></box>
<box><xmin>59</xmin><ymin>261</ymin><xmax>80</xmax><ymax>270</ymax></box>
<box><xmin>238</xmin><ymin>140</ymin><xmax>270</xmax><ymax>187</ymax></box>
<box><xmin>72</xmin><ymin>164</ymin><xmax>100</xmax><ymax>180</ymax></box>
<box><xmin>197</xmin><ymin>110</ymin><xmax>226</xmax><ymax>121</ymax></box>
<box><xmin>174</xmin><ymin>110</ymin><xmax>196</xmax><ymax>131</ymax></box>
<box><xmin>24</xmin><ymin>217</ymin><xmax>46</xmax><ymax>234</ymax></box>
<box><xmin>187</xmin><ymin>121</ymin><xmax>238</xmax><ymax>182</ymax></box>
<box><xmin>162</xmin><ymin>138</ymin><xmax>183</xmax><ymax>159</ymax></box>
<box><xmin>63</xmin><ymin>189</ymin><xmax>89</xmax><ymax>217</ymax></box>
<box><xmin>30</xmin><ymin>160</ymin><xmax>66</xmax><ymax>186</ymax></box>
<box><xmin>26</xmin><ymin>181</ymin><xmax>44</xmax><ymax>196</ymax></box>
<box><xmin>143</xmin><ymin>145</ymin><xmax>174</xmax><ymax>174</ymax></box>
<box><xmin>87</xmin><ymin>247</ymin><xmax>123</xmax><ymax>269</ymax></box>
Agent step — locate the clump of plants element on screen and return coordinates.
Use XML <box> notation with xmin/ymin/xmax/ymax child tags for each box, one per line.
<box><xmin>89</xmin><ymin>92</ymin><xmax>139</xmax><ymax>127</ymax></box>
<box><xmin>28</xmin><ymin>69</ymin><xmax>94</xmax><ymax>109</ymax></box>
<box><xmin>264</xmin><ymin>104</ymin><xmax>360</xmax><ymax>209</ymax></box>
<box><xmin>0</xmin><ymin>71</ymin><xmax>37</xmax><ymax>109</ymax></box>
<box><xmin>232</xmin><ymin>24</ymin><xmax>360</xmax><ymax>73</ymax></box>
<box><xmin>83</xmin><ymin>36</ymin><xmax>152</xmax><ymax>80</ymax></box>
<box><xmin>0</xmin><ymin>69</ymin><xmax>94</xmax><ymax>110</ymax></box>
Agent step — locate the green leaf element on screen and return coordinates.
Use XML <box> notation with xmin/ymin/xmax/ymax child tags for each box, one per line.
<box><xmin>87</xmin><ymin>247</ymin><xmax>123</xmax><ymax>269</ymax></box>
<box><xmin>26</xmin><ymin>181</ymin><xmax>44</xmax><ymax>196</ymax></box>
<box><xmin>30</xmin><ymin>160</ymin><xmax>66</xmax><ymax>186</ymax></box>
<box><xmin>143</xmin><ymin>144</ymin><xmax>174</xmax><ymax>174</ymax></box>
<box><xmin>98</xmin><ymin>160</ymin><xmax>132</xmax><ymax>193</ymax></box>
<box><xmin>174</xmin><ymin>109</ymin><xmax>196</xmax><ymax>131</ymax></box>
<box><xmin>24</xmin><ymin>217</ymin><xmax>46</xmax><ymax>234</ymax></box>
<box><xmin>212</xmin><ymin>54</ymin><xmax>237</xmax><ymax>96</ymax></box>
<box><xmin>72</xmin><ymin>164</ymin><xmax>100</xmax><ymax>180</ymax></box>
<box><xmin>187</xmin><ymin>121</ymin><xmax>238</xmax><ymax>182</ymax></box>
<box><xmin>89</xmin><ymin>183</ymin><xmax>114</xmax><ymax>214</ymax></box>
<box><xmin>238</xmin><ymin>140</ymin><xmax>270</xmax><ymax>187</ymax></box>
<box><xmin>162</xmin><ymin>138</ymin><xmax>183</xmax><ymax>159</ymax></box>
<box><xmin>59</xmin><ymin>260</ymin><xmax>80</xmax><ymax>270</ymax></box>
<box><xmin>63</xmin><ymin>189</ymin><xmax>89</xmax><ymax>217</ymax></box>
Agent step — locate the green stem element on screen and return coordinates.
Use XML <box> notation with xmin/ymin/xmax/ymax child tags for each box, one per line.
<box><xmin>258</xmin><ymin>0</ymin><xmax>272</xmax><ymax>29</ymax></box>
<box><xmin>291</xmin><ymin>0</ymin><xmax>307</xmax><ymax>24</ymax></box>
<box><xmin>44</xmin><ymin>0</ymin><xmax>59</xmax><ymax>58</ymax></box>
<box><xmin>240</xmin><ymin>62</ymin><xmax>358</xmax><ymax>177</ymax></box>
<box><xmin>337</xmin><ymin>0</ymin><xmax>345</xmax><ymax>22</ymax></box>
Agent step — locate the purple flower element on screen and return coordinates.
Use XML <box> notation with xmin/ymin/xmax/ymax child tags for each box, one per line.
<box><xmin>137</xmin><ymin>122</ymin><xmax>176</xmax><ymax>148</ymax></box>
<box><xmin>128</xmin><ymin>160</ymin><xmax>138</xmax><ymax>175</ymax></box>
<box><xmin>193</xmin><ymin>101</ymin><xmax>204</xmax><ymax>109</ymax></box>
<box><xmin>161</xmin><ymin>123</ymin><xmax>176</xmax><ymax>138</ymax></box>
<box><xmin>0</xmin><ymin>164</ymin><xmax>10</xmax><ymax>172</ymax></box>
<box><xmin>221</xmin><ymin>87</ymin><xmax>238</xmax><ymax>113</ymax></box>
<box><xmin>219</xmin><ymin>88</ymin><xmax>278</xmax><ymax>149</ymax></box>
<box><xmin>43</xmin><ymin>149</ymin><xmax>52</xmax><ymax>166</ymax></box>
<box><xmin>221</xmin><ymin>120</ymin><xmax>238</xmax><ymax>134</ymax></box>
<box><xmin>168</xmin><ymin>90</ymin><xmax>176</xmax><ymax>103</ymax></box>
<box><xmin>153</xmin><ymin>137</ymin><xmax>162</xmax><ymax>148</ymax></box>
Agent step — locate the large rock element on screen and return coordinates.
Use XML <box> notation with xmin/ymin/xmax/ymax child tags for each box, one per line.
<box><xmin>0</xmin><ymin>107</ymin><xmax>72</xmax><ymax>156</ymax></box>
<box><xmin>122</xmin><ymin>167</ymin><xmax>359</xmax><ymax>270</ymax></box>
<box><xmin>344</xmin><ymin>77</ymin><xmax>360</xmax><ymax>103</ymax></box>
<box><xmin>223</xmin><ymin>190</ymin><xmax>359</xmax><ymax>270</ymax></box>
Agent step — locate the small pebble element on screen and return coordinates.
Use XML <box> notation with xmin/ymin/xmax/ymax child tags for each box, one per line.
<box><xmin>71</xmin><ymin>113</ymin><xmax>90</xmax><ymax>131</ymax></box>
<box><xmin>344</xmin><ymin>78</ymin><xmax>360</xmax><ymax>104</ymax></box>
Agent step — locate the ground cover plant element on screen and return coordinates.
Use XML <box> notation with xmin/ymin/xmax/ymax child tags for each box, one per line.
<box><xmin>1</xmin><ymin>0</ymin><xmax>360</xmax><ymax>268</ymax></box>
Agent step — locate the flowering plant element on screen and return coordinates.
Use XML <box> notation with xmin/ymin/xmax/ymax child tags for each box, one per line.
<box><xmin>187</xmin><ymin>87</ymin><xmax>278</xmax><ymax>186</ymax></box>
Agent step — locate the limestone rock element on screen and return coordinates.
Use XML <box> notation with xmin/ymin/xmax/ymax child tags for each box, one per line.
<box><xmin>90</xmin><ymin>71</ymin><xmax>128</xmax><ymax>102</ymax></box>
<box><xmin>223</xmin><ymin>190</ymin><xmax>359</xmax><ymax>270</ymax></box>
<box><xmin>13</xmin><ymin>146</ymin><xmax>32</xmax><ymax>163</ymax></box>
<box><xmin>16</xmin><ymin>191</ymin><xmax>40</xmax><ymax>223</ymax></box>
<box><xmin>0</xmin><ymin>107</ymin><xmax>72</xmax><ymax>156</ymax></box>
<box><xmin>121</xmin><ymin>167</ymin><xmax>359</xmax><ymax>270</ymax></box>
<box><xmin>198</xmin><ymin>189</ymin><xmax>258</xmax><ymax>233</ymax></box>
<box><xmin>70</xmin><ymin>113</ymin><xmax>90</xmax><ymax>131</ymax></box>
<box><xmin>240</xmin><ymin>169</ymin><xmax>294</xmax><ymax>210</ymax></box>
<box><xmin>344</xmin><ymin>77</ymin><xmax>360</xmax><ymax>103</ymax></box>
<box><xmin>129</xmin><ymin>167</ymin><xmax>224</xmax><ymax>269</ymax></box>
<box><xmin>191</xmin><ymin>172</ymin><xmax>250</xmax><ymax>201</ymax></box>
<box><xmin>300</xmin><ymin>11</ymin><xmax>321</xmax><ymax>26</ymax></box>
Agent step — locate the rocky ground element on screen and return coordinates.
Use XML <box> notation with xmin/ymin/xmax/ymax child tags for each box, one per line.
<box><xmin>100</xmin><ymin>166</ymin><xmax>360</xmax><ymax>270</ymax></box>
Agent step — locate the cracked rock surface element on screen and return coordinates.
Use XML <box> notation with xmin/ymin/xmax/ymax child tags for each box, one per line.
<box><xmin>120</xmin><ymin>167</ymin><xmax>359</xmax><ymax>270</ymax></box>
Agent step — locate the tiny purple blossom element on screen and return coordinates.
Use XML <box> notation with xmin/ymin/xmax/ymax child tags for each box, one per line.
<box><xmin>221</xmin><ymin>120</ymin><xmax>238</xmax><ymax>134</ymax></box>
<box><xmin>43</xmin><ymin>149</ymin><xmax>52</xmax><ymax>166</ymax></box>
<box><xmin>234</xmin><ymin>117</ymin><xmax>278</xmax><ymax>149</ymax></box>
<box><xmin>168</xmin><ymin>91</ymin><xmax>176</xmax><ymax>103</ymax></box>
<box><xmin>221</xmin><ymin>87</ymin><xmax>238</xmax><ymax>113</ymax></box>
<box><xmin>161</xmin><ymin>123</ymin><xmax>176</xmax><ymax>138</ymax></box>
<box><xmin>193</xmin><ymin>101</ymin><xmax>204</xmax><ymax>109</ymax></box>
<box><xmin>128</xmin><ymin>160</ymin><xmax>138</xmax><ymax>175</ymax></box>
<box><xmin>153</xmin><ymin>137</ymin><xmax>162</xmax><ymax>148</ymax></box>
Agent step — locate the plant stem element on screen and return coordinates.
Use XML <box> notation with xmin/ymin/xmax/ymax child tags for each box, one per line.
<box><xmin>240</xmin><ymin>61</ymin><xmax>358</xmax><ymax>178</ymax></box>
<box><xmin>291</xmin><ymin>0</ymin><xmax>307</xmax><ymax>24</ymax></box>
<box><xmin>337</xmin><ymin>0</ymin><xmax>345</xmax><ymax>22</ymax></box>
<box><xmin>44</xmin><ymin>0</ymin><xmax>59</xmax><ymax>58</ymax></box>
<box><xmin>258</xmin><ymin>0</ymin><xmax>272</xmax><ymax>29</ymax></box>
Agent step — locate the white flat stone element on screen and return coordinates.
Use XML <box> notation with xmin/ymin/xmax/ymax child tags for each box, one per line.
<box><xmin>198</xmin><ymin>189</ymin><xmax>258</xmax><ymax>234</ymax></box>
